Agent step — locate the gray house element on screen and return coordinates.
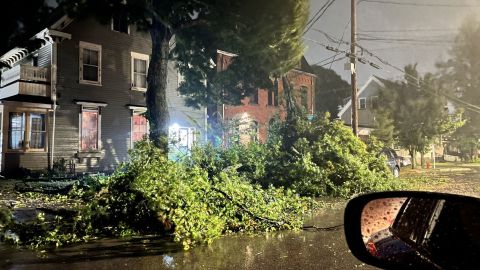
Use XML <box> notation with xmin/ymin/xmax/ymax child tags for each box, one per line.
<box><xmin>0</xmin><ymin>15</ymin><xmax>206</xmax><ymax>174</ymax></box>
<box><xmin>338</xmin><ymin>76</ymin><xmax>384</xmax><ymax>139</ymax></box>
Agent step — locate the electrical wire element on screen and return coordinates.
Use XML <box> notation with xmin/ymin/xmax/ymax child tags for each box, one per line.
<box><xmin>320</xmin><ymin>56</ymin><xmax>347</xmax><ymax>67</ymax></box>
<box><xmin>305</xmin><ymin>35</ymin><xmax>480</xmax><ymax>114</ymax></box>
<box><xmin>313</xmin><ymin>52</ymin><xmax>343</xmax><ymax>65</ymax></box>
<box><xmin>358</xmin><ymin>28</ymin><xmax>458</xmax><ymax>33</ymax></box>
<box><xmin>355</xmin><ymin>43</ymin><xmax>480</xmax><ymax>114</ymax></box>
<box><xmin>303</xmin><ymin>0</ymin><xmax>336</xmax><ymax>35</ymax></box>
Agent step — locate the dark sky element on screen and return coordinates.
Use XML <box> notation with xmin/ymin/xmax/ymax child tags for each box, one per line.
<box><xmin>304</xmin><ymin>0</ymin><xmax>480</xmax><ymax>85</ymax></box>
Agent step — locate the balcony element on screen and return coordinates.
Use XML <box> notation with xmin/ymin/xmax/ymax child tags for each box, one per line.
<box><xmin>0</xmin><ymin>65</ymin><xmax>50</xmax><ymax>99</ymax></box>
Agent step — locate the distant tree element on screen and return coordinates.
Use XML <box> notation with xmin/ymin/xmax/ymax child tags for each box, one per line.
<box><xmin>437</xmin><ymin>17</ymin><xmax>480</xmax><ymax>161</ymax></box>
<box><xmin>377</xmin><ymin>65</ymin><xmax>463</xmax><ymax>168</ymax></box>
<box><xmin>370</xmin><ymin>107</ymin><xmax>395</xmax><ymax>146</ymax></box>
<box><xmin>310</xmin><ymin>65</ymin><xmax>350</xmax><ymax>118</ymax></box>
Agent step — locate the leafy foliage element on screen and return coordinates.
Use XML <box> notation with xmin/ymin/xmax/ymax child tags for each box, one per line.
<box><xmin>2</xmin><ymin>141</ymin><xmax>312</xmax><ymax>249</ymax></box>
<box><xmin>437</xmin><ymin>17</ymin><xmax>480</xmax><ymax>160</ymax></box>
<box><xmin>188</xmin><ymin>113</ymin><xmax>403</xmax><ymax>198</ymax></box>
<box><xmin>374</xmin><ymin>65</ymin><xmax>464</xmax><ymax>167</ymax></box>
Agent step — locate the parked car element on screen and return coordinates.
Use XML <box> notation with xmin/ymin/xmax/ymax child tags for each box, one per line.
<box><xmin>379</xmin><ymin>148</ymin><xmax>401</xmax><ymax>177</ymax></box>
<box><xmin>398</xmin><ymin>156</ymin><xmax>412</xmax><ymax>167</ymax></box>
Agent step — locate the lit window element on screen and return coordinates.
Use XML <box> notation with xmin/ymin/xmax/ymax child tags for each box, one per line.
<box><xmin>29</xmin><ymin>113</ymin><xmax>46</xmax><ymax>149</ymax></box>
<box><xmin>169</xmin><ymin>125</ymin><xmax>197</xmax><ymax>150</ymax></box>
<box><xmin>112</xmin><ymin>12</ymin><xmax>129</xmax><ymax>34</ymax></box>
<box><xmin>132</xmin><ymin>114</ymin><xmax>148</xmax><ymax>143</ymax></box>
<box><xmin>359</xmin><ymin>97</ymin><xmax>367</xmax><ymax>110</ymax></box>
<box><xmin>81</xmin><ymin>108</ymin><xmax>99</xmax><ymax>151</ymax></box>
<box><xmin>9</xmin><ymin>113</ymin><xmax>25</xmax><ymax>150</ymax></box>
<box><xmin>131</xmin><ymin>52</ymin><xmax>149</xmax><ymax>90</ymax></box>
<box><xmin>79</xmin><ymin>42</ymin><xmax>102</xmax><ymax>85</ymax></box>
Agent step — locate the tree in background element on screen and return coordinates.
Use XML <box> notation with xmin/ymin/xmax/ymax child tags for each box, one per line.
<box><xmin>437</xmin><ymin>17</ymin><xmax>480</xmax><ymax>161</ymax></box>
<box><xmin>370</xmin><ymin>107</ymin><xmax>395</xmax><ymax>147</ymax></box>
<box><xmin>376</xmin><ymin>65</ymin><xmax>463</xmax><ymax>168</ymax></box>
<box><xmin>172</xmin><ymin>1</ymin><xmax>308</xmax><ymax>143</ymax></box>
<box><xmin>310</xmin><ymin>65</ymin><xmax>350</xmax><ymax>118</ymax></box>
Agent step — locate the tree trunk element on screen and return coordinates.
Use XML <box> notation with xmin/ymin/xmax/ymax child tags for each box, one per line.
<box><xmin>147</xmin><ymin>20</ymin><xmax>172</xmax><ymax>152</ymax></box>
<box><xmin>420</xmin><ymin>152</ymin><xmax>425</xmax><ymax>168</ymax></box>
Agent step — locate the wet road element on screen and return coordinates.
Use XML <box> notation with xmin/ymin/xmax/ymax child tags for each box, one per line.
<box><xmin>0</xmin><ymin>200</ymin><xmax>376</xmax><ymax>270</ymax></box>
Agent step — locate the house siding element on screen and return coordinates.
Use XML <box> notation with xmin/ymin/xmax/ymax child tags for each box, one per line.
<box><xmin>37</xmin><ymin>44</ymin><xmax>52</xmax><ymax>68</ymax></box>
<box><xmin>339</xmin><ymin>78</ymin><xmax>382</xmax><ymax>128</ymax></box>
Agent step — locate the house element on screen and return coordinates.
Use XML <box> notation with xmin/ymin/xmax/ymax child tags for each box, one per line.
<box><xmin>0</xmin><ymin>15</ymin><xmax>206</xmax><ymax>175</ymax></box>
<box><xmin>338</xmin><ymin>76</ymin><xmax>384</xmax><ymax>139</ymax></box>
<box><xmin>214</xmin><ymin>51</ymin><xmax>316</xmax><ymax>144</ymax></box>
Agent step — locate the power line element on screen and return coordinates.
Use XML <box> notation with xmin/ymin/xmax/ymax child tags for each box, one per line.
<box><xmin>355</xmin><ymin>44</ymin><xmax>480</xmax><ymax>114</ymax></box>
<box><xmin>358</xmin><ymin>0</ymin><xmax>480</xmax><ymax>7</ymax></box>
<box><xmin>358</xmin><ymin>28</ymin><xmax>458</xmax><ymax>33</ymax></box>
<box><xmin>303</xmin><ymin>0</ymin><xmax>337</xmax><ymax>35</ymax></box>
<box><xmin>330</xmin><ymin>19</ymin><xmax>350</xmax><ymax>69</ymax></box>
<box><xmin>305</xmin><ymin>0</ymin><xmax>330</xmax><ymax>27</ymax></box>
<box><xmin>320</xmin><ymin>56</ymin><xmax>347</xmax><ymax>67</ymax></box>
<box><xmin>313</xmin><ymin>52</ymin><xmax>343</xmax><ymax>65</ymax></box>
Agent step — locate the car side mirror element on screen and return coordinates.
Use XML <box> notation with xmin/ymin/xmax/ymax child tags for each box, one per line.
<box><xmin>344</xmin><ymin>191</ymin><xmax>480</xmax><ymax>270</ymax></box>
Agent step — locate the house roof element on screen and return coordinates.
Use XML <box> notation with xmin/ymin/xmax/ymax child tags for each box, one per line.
<box><xmin>0</xmin><ymin>13</ymin><xmax>72</xmax><ymax>67</ymax></box>
<box><xmin>337</xmin><ymin>75</ymin><xmax>385</xmax><ymax>118</ymax></box>
<box><xmin>293</xmin><ymin>56</ymin><xmax>315</xmax><ymax>75</ymax></box>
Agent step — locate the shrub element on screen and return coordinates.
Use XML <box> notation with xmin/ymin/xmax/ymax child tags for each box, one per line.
<box><xmin>265</xmin><ymin>113</ymin><xmax>403</xmax><ymax>197</ymax></box>
<box><xmin>79</xmin><ymin>141</ymin><xmax>311</xmax><ymax>249</ymax></box>
<box><xmin>187</xmin><ymin>113</ymin><xmax>404</xmax><ymax>197</ymax></box>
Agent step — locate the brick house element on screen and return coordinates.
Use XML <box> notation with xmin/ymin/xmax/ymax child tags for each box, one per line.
<box><xmin>0</xmin><ymin>15</ymin><xmax>206</xmax><ymax>175</ymax></box>
<box><xmin>216</xmin><ymin>51</ymin><xmax>316</xmax><ymax>143</ymax></box>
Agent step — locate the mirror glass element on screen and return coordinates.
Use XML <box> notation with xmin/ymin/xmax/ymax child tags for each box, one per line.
<box><xmin>361</xmin><ymin>196</ymin><xmax>480</xmax><ymax>269</ymax></box>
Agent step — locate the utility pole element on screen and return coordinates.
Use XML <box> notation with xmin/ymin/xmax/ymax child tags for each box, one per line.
<box><xmin>350</xmin><ymin>0</ymin><xmax>359</xmax><ymax>136</ymax></box>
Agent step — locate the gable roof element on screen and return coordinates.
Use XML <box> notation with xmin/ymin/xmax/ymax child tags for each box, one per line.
<box><xmin>294</xmin><ymin>56</ymin><xmax>315</xmax><ymax>75</ymax></box>
<box><xmin>337</xmin><ymin>75</ymin><xmax>385</xmax><ymax>118</ymax></box>
<box><xmin>0</xmin><ymin>15</ymin><xmax>73</xmax><ymax>67</ymax></box>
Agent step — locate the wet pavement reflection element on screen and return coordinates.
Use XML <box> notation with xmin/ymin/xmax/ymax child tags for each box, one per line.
<box><xmin>0</xmin><ymin>199</ymin><xmax>376</xmax><ymax>270</ymax></box>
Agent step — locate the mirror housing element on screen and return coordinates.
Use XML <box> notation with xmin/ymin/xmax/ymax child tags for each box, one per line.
<box><xmin>344</xmin><ymin>191</ymin><xmax>480</xmax><ymax>270</ymax></box>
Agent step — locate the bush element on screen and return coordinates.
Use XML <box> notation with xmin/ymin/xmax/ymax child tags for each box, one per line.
<box><xmin>50</xmin><ymin>141</ymin><xmax>311</xmax><ymax>249</ymax></box>
<box><xmin>187</xmin><ymin>113</ymin><xmax>404</xmax><ymax>197</ymax></box>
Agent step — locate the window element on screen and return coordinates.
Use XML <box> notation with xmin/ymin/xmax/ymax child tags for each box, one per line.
<box><xmin>250</xmin><ymin>90</ymin><xmax>258</xmax><ymax>105</ymax></box>
<box><xmin>300</xmin><ymin>86</ymin><xmax>308</xmax><ymax>109</ymax></box>
<box><xmin>112</xmin><ymin>12</ymin><xmax>129</xmax><ymax>34</ymax></box>
<box><xmin>81</xmin><ymin>108</ymin><xmax>99</xmax><ymax>151</ymax></box>
<box><xmin>29</xmin><ymin>113</ymin><xmax>46</xmax><ymax>149</ymax></box>
<box><xmin>131</xmin><ymin>52</ymin><xmax>149</xmax><ymax>91</ymax></box>
<box><xmin>169</xmin><ymin>125</ymin><xmax>197</xmax><ymax>150</ymax></box>
<box><xmin>268</xmin><ymin>88</ymin><xmax>274</xmax><ymax>106</ymax></box>
<box><xmin>359</xmin><ymin>97</ymin><xmax>367</xmax><ymax>110</ymax></box>
<box><xmin>9</xmin><ymin>113</ymin><xmax>25</xmax><ymax>150</ymax></box>
<box><xmin>274</xmin><ymin>78</ymin><xmax>279</xmax><ymax>106</ymax></box>
<box><xmin>79</xmin><ymin>41</ymin><xmax>102</xmax><ymax>85</ymax></box>
<box><xmin>8</xmin><ymin>112</ymin><xmax>47</xmax><ymax>151</ymax></box>
<box><xmin>132</xmin><ymin>114</ymin><xmax>148</xmax><ymax>143</ymax></box>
